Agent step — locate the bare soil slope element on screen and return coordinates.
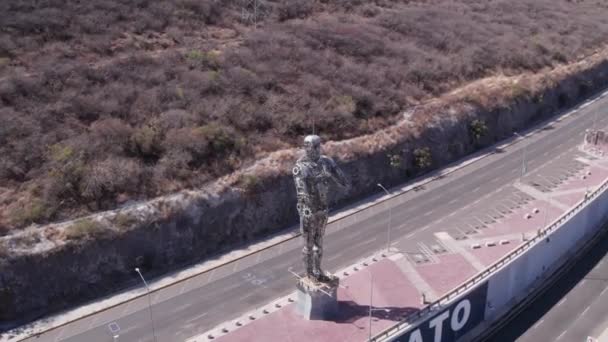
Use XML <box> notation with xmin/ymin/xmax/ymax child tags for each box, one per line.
<box><xmin>2</xmin><ymin>0</ymin><xmax>608</xmax><ymax>232</ymax></box>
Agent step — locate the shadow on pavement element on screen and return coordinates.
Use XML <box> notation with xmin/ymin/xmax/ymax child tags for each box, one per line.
<box><xmin>332</xmin><ymin>300</ymin><xmax>419</xmax><ymax>324</ymax></box>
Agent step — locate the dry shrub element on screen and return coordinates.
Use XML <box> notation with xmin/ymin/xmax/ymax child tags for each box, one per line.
<box><xmin>90</xmin><ymin>118</ymin><xmax>133</xmax><ymax>154</ymax></box>
<box><xmin>80</xmin><ymin>157</ymin><xmax>143</xmax><ymax>203</ymax></box>
<box><xmin>3</xmin><ymin>0</ymin><xmax>608</xmax><ymax>229</ymax></box>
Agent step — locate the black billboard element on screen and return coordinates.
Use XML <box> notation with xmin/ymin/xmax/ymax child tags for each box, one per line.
<box><xmin>389</xmin><ymin>282</ymin><xmax>488</xmax><ymax>342</ymax></box>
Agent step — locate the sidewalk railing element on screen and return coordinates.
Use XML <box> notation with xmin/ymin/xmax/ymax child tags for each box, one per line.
<box><xmin>372</xmin><ymin>176</ymin><xmax>608</xmax><ymax>341</ymax></box>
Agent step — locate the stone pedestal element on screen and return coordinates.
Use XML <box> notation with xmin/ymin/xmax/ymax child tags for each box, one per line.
<box><xmin>295</xmin><ymin>275</ymin><xmax>340</xmax><ymax>320</ymax></box>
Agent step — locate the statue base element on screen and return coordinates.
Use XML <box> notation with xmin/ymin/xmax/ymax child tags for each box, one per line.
<box><xmin>295</xmin><ymin>275</ymin><xmax>340</xmax><ymax>320</ymax></box>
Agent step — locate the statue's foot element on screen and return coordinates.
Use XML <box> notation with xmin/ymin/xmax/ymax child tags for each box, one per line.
<box><xmin>312</xmin><ymin>270</ymin><xmax>333</xmax><ymax>283</ymax></box>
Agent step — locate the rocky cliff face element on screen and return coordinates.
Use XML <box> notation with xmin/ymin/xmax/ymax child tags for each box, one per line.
<box><xmin>1</xmin><ymin>50</ymin><xmax>608</xmax><ymax>323</ymax></box>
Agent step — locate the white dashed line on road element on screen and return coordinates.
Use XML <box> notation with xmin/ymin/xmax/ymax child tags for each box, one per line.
<box><xmin>53</xmin><ymin>328</ymin><xmax>66</xmax><ymax>342</ymax></box>
<box><xmin>532</xmin><ymin>318</ymin><xmax>544</xmax><ymax>329</ymax></box>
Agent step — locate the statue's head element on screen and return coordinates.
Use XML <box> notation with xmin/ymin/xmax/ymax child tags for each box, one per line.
<box><xmin>304</xmin><ymin>135</ymin><xmax>321</xmax><ymax>161</ymax></box>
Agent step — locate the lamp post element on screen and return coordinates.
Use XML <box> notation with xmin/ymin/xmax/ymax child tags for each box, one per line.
<box><xmin>377</xmin><ymin>183</ymin><xmax>392</xmax><ymax>253</ymax></box>
<box><xmin>368</xmin><ymin>272</ymin><xmax>374</xmax><ymax>342</ymax></box>
<box><xmin>135</xmin><ymin>268</ymin><xmax>158</xmax><ymax>342</ymax></box>
<box><xmin>593</xmin><ymin>110</ymin><xmax>599</xmax><ymax>131</ymax></box>
<box><xmin>367</xmin><ymin>271</ymin><xmax>390</xmax><ymax>342</ymax></box>
<box><xmin>514</xmin><ymin>132</ymin><xmax>527</xmax><ymax>181</ymax></box>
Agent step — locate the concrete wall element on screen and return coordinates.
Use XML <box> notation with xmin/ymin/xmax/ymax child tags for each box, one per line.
<box><xmin>378</xmin><ymin>177</ymin><xmax>608</xmax><ymax>342</ymax></box>
<box><xmin>482</xmin><ymin>182</ymin><xmax>608</xmax><ymax>325</ymax></box>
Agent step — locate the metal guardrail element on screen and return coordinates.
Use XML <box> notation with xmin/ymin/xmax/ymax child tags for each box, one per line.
<box><xmin>372</xmin><ymin>175</ymin><xmax>608</xmax><ymax>341</ymax></box>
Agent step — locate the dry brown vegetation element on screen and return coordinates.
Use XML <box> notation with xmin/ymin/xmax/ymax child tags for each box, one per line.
<box><xmin>2</xmin><ymin>0</ymin><xmax>608</xmax><ymax>232</ymax></box>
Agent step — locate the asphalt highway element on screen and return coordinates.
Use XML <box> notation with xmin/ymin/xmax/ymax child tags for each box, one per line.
<box><xmin>487</xmin><ymin>225</ymin><xmax>608</xmax><ymax>342</ymax></box>
<box><xmin>18</xmin><ymin>92</ymin><xmax>608</xmax><ymax>342</ymax></box>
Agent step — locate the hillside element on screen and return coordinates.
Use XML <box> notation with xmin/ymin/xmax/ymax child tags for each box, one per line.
<box><xmin>2</xmin><ymin>0</ymin><xmax>608</xmax><ymax>232</ymax></box>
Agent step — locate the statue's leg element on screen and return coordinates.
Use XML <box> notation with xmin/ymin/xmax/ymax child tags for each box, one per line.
<box><xmin>301</xmin><ymin>217</ymin><xmax>314</xmax><ymax>278</ymax></box>
<box><xmin>312</xmin><ymin>212</ymin><xmax>329</xmax><ymax>280</ymax></box>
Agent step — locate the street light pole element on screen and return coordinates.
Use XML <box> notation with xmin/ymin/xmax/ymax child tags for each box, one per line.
<box><xmin>135</xmin><ymin>268</ymin><xmax>158</xmax><ymax>342</ymax></box>
<box><xmin>377</xmin><ymin>183</ymin><xmax>392</xmax><ymax>253</ymax></box>
<box><xmin>368</xmin><ymin>272</ymin><xmax>374</xmax><ymax>342</ymax></box>
<box><xmin>514</xmin><ymin>132</ymin><xmax>527</xmax><ymax>181</ymax></box>
<box><xmin>593</xmin><ymin>110</ymin><xmax>599</xmax><ymax>131</ymax></box>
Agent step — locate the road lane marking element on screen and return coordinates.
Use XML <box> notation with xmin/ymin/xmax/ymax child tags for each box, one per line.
<box><xmin>556</xmin><ymin>330</ymin><xmax>567</xmax><ymax>340</ymax></box>
<box><xmin>53</xmin><ymin>328</ymin><xmax>67</xmax><ymax>342</ymax></box>
<box><xmin>87</xmin><ymin>315</ymin><xmax>99</xmax><ymax>329</ymax></box>
<box><xmin>185</xmin><ymin>312</ymin><xmax>208</xmax><ymax>324</ymax></box>
<box><xmin>179</xmin><ymin>278</ymin><xmax>193</xmax><ymax>295</ymax></box>
<box><xmin>581</xmin><ymin>306</ymin><xmax>591</xmax><ymax>316</ymax></box>
<box><xmin>171</xmin><ymin>302</ymin><xmax>194</xmax><ymax>314</ymax></box>
<box><xmin>557</xmin><ymin>297</ymin><xmax>567</xmax><ymax>307</ymax></box>
<box><xmin>207</xmin><ymin>268</ymin><xmax>216</xmax><ymax>283</ymax></box>
<box><xmin>532</xmin><ymin>318</ymin><xmax>544</xmax><ymax>329</ymax></box>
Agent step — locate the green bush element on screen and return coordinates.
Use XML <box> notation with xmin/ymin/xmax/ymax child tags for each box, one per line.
<box><xmin>9</xmin><ymin>199</ymin><xmax>55</xmax><ymax>227</ymax></box>
<box><xmin>131</xmin><ymin>125</ymin><xmax>162</xmax><ymax>157</ymax></box>
<box><xmin>195</xmin><ymin>123</ymin><xmax>241</xmax><ymax>156</ymax></box>
<box><xmin>387</xmin><ymin>153</ymin><xmax>403</xmax><ymax>169</ymax></box>
<box><xmin>114</xmin><ymin>213</ymin><xmax>138</xmax><ymax>230</ymax></box>
<box><xmin>413</xmin><ymin>147</ymin><xmax>433</xmax><ymax>170</ymax></box>
<box><xmin>238</xmin><ymin>174</ymin><xmax>260</xmax><ymax>195</ymax></box>
<box><xmin>65</xmin><ymin>219</ymin><xmax>107</xmax><ymax>240</ymax></box>
<box><xmin>50</xmin><ymin>144</ymin><xmax>75</xmax><ymax>164</ymax></box>
<box><xmin>469</xmin><ymin>119</ymin><xmax>489</xmax><ymax>142</ymax></box>
<box><xmin>185</xmin><ymin>49</ymin><xmax>220</xmax><ymax>69</ymax></box>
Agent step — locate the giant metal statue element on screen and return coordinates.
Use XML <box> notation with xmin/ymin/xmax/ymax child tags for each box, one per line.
<box><xmin>293</xmin><ymin>135</ymin><xmax>350</xmax><ymax>282</ymax></box>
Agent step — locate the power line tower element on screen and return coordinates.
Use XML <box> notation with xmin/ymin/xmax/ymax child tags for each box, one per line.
<box><xmin>241</xmin><ymin>0</ymin><xmax>261</xmax><ymax>28</ymax></box>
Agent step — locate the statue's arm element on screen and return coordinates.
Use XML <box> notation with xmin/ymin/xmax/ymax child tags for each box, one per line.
<box><xmin>327</xmin><ymin>158</ymin><xmax>350</xmax><ymax>190</ymax></box>
<box><xmin>293</xmin><ymin>165</ymin><xmax>312</xmax><ymax>208</ymax></box>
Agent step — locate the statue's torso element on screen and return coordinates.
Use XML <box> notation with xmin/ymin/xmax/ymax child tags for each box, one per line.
<box><xmin>294</xmin><ymin>156</ymin><xmax>333</xmax><ymax>212</ymax></box>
